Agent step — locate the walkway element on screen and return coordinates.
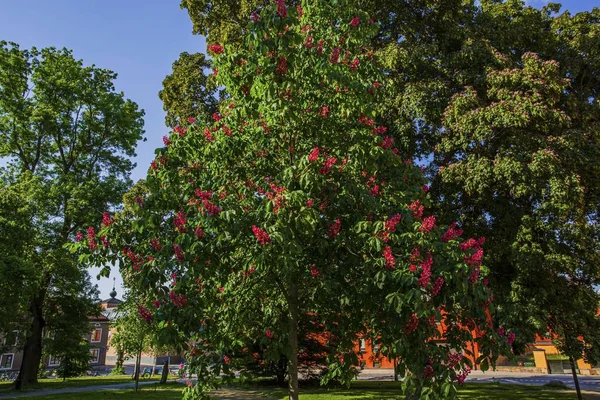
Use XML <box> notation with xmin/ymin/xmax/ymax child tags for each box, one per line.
<box><xmin>0</xmin><ymin>380</ymin><xmax>165</xmax><ymax>399</ymax></box>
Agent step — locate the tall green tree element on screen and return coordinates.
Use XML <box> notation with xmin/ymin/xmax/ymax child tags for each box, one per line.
<box><xmin>0</xmin><ymin>41</ymin><xmax>145</xmax><ymax>389</ymax></box>
<box><xmin>159</xmin><ymin>52</ymin><xmax>218</xmax><ymax>128</ymax></box>
<box><xmin>178</xmin><ymin>0</ymin><xmax>600</xmax><ymax>355</ymax></box>
<box><xmin>77</xmin><ymin>2</ymin><xmax>509</xmax><ymax>399</ymax></box>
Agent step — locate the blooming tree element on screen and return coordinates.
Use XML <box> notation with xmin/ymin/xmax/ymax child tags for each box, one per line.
<box><xmin>73</xmin><ymin>1</ymin><xmax>510</xmax><ymax>399</ymax></box>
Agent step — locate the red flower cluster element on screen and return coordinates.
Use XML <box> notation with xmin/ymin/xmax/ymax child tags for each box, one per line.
<box><xmin>456</xmin><ymin>366</ymin><xmax>471</xmax><ymax>384</ymax></box>
<box><xmin>101</xmin><ymin>235</ymin><xmax>110</xmax><ymax>247</ymax></box>
<box><xmin>383</xmin><ymin>246</ymin><xmax>395</xmax><ymax>270</ymax></box>
<box><xmin>296</xmin><ymin>5</ymin><xmax>303</xmax><ymax>16</ymax></box>
<box><xmin>203</xmin><ymin>127</ymin><xmax>214</xmax><ymax>142</ymax></box>
<box><xmin>349</xmin><ymin>57</ymin><xmax>360</xmax><ymax>71</ymax></box>
<box><xmin>151</xmin><ymin>237</ymin><xmax>162</xmax><ymax>251</ymax></box>
<box><xmin>162</xmin><ymin>136</ymin><xmax>171</xmax><ymax>146</ymax></box>
<box><xmin>266</xmin><ymin>183</ymin><xmax>286</xmax><ymax>214</ymax></box>
<box><xmin>102</xmin><ymin>212</ymin><xmax>112</xmax><ymax>227</ymax></box>
<box><xmin>201</xmin><ymin>199</ymin><xmax>221</xmax><ymax>216</ymax></box>
<box><xmin>310</xmin><ymin>264</ymin><xmax>320</xmax><ymax>277</ymax></box>
<box><xmin>208</xmin><ymin>44</ymin><xmax>224</xmax><ymax>54</ymax></box>
<box><xmin>169</xmin><ymin>291</ymin><xmax>188</xmax><ymax>308</ymax></box>
<box><xmin>383</xmin><ymin>213</ymin><xmax>401</xmax><ymax>242</ymax></box>
<box><xmin>250</xmin><ymin>12</ymin><xmax>260</xmax><ymax>22</ymax></box>
<box><xmin>405</xmin><ymin>313</ymin><xmax>419</xmax><ymax>334</ymax></box>
<box><xmin>150</xmin><ymin>160</ymin><xmax>158</xmax><ymax>170</ymax></box>
<box><xmin>441</xmin><ymin>222</ymin><xmax>463</xmax><ymax>242</ymax></box>
<box><xmin>195</xmin><ymin>225</ymin><xmax>205</xmax><ymax>239</ymax></box>
<box><xmin>319</xmin><ymin>157</ymin><xmax>337</xmax><ymax>174</ymax></box>
<box><xmin>423</xmin><ymin>365</ymin><xmax>434</xmax><ymax>379</ymax></box>
<box><xmin>447</xmin><ymin>352</ymin><xmax>463</xmax><ymax>369</ymax></box>
<box><xmin>432</xmin><ymin>276</ymin><xmax>444</xmax><ymax>296</ymax></box>
<box><xmin>252</xmin><ymin>225</ymin><xmax>271</xmax><ymax>244</ymax></box>
<box><xmin>187</xmin><ymin>117</ymin><xmax>195</xmax><ymax>124</ymax></box>
<box><xmin>173</xmin><ymin>244</ymin><xmax>185</xmax><ymax>261</ymax></box>
<box><xmin>275</xmin><ymin>56</ymin><xmax>287</xmax><ymax>74</ymax></box>
<box><xmin>308</xmin><ymin>147</ymin><xmax>320</xmax><ymax>162</ymax></box>
<box><xmin>87</xmin><ymin>227</ymin><xmax>97</xmax><ymax>251</ymax></box>
<box><xmin>275</xmin><ymin>0</ymin><xmax>287</xmax><ymax>17</ymax></box>
<box><xmin>408</xmin><ymin>199</ymin><xmax>424</xmax><ymax>219</ymax></box>
<box><xmin>320</xmin><ymin>106</ymin><xmax>329</xmax><ymax>117</ymax></box>
<box><xmin>305</xmin><ymin>198</ymin><xmax>313</xmax><ymax>207</ymax></box>
<box><xmin>123</xmin><ymin>247</ymin><xmax>145</xmax><ymax>270</ymax></box>
<box><xmin>174</xmin><ymin>211</ymin><xmax>187</xmax><ymax>233</ymax></box>
<box><xmin>419</xmin><ymin>216</ymin><xmax>436</xmax><ymax>232</ymax></box>
<box><xmin>174</xmin><ymin>126</ymin><xmax>187</xmax><ymax>137</ymax></box>
<box><xmin>459</xmin><ymin>237</ymin><xmax>485</xmax><ymax>251</ymax></box>
<box><xmin>223</xmin><ymin>355</ymin><xmax>231</xmax><ymax>365</ymax></box>
<box><xmin>419</xmin><ymin>252</ymin><xmax>433</xmax><ymax>287</ymax></box>
<box><xmin>507</xmin><ymin>332</ymin><xmax>516</xmax><ymax>345</ymax></box>
<box><xmin>381</xmin><ymin>136</ymin><xmax>394</xmax><ymax>149</ymax></box>
<box><xmin>350</xmin><ymin>16</ymin><xmax>360</xmax><ymax>27</ymax></box>
<box><xmin>328</xmin><ymin>218</ymin><xmax>341</xmax><ymax>239</ymax></box>
<box><xmin>304</xmin><ymin>35</ymin><xmax>314</xmax><ymax>48</ymax></box>
<box><xmin>317</xmin><ymin>39</ymin><xmax>324</xmax><ymax>55</ymax></box>
<box><xmin>372</xmin><ymin>126</ymin><xmax>387</xmax><ymax>135</ymax></box>
<box><xmin>330</xmin><ymin>47</ymin><xmax>340</xmax><ymax>64</ymax></box>
<box><xmin>138</xmin><ymin>306</ymin><xmax>153</xmax><ymax>323</ymax></box>
<box><xmin>265</xmin><ymin>329</ymin><xmax>274</xmax><ymax>339</ymax></box>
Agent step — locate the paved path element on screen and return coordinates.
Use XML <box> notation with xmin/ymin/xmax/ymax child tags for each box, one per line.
<box><xmin>358</xmin><ymin>368</ymin><xmax>600</xmax><ymax>392</ymax></box>
<box><xmin>0</xmin><ymin>380</ymin><xmax>171</xmax><ymax>399</ymax></box>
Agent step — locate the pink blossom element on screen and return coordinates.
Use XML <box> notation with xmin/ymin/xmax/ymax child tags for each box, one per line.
<box><xmin>208</xmin><ymin>44</ymin><xmax>224</xmax><ymax>54</ymax></box>
<box><xmin>308</xmin><ymin>147</ymin><xmax>319</xmax><ymax>162</ymax></box>
<box><xmin>383</xmin><ymin>246</ymin><xmax>396</xmax><ymax>270</ymax></box>
<box><xmin>252</xmin><ymin>225</ymin><xmax>271</xmax><ymax>244</ymax></box>
<box><xmin>432</xmin><ymin>277</ymin><xmax>444</xmax><ymax>296</ymax></box>
<box><xmin>102</xmin><ymin>212</ymin><xmax>112</xmax><ymax>227</ymax></box>
<box><xmin>138</xmin><ymin>306</ymin><xmax>153</xmax><ymax>323</ymax></box>
<box><xmin>419</xmin><ymin>216</ymin><xmax>436</xmax><ymax>232</ymax></box>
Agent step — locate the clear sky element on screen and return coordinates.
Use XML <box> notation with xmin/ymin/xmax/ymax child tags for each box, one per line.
<box><xmin>0</xmin><ymin>0</ymin><xmax>596</xmax><ymax>300</ymax></box>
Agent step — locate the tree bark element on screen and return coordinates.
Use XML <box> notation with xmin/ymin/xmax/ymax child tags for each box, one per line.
<box><xmin>569</xmin><ymin>356</ymin><xmax>582</xmax><ymax>400</ymax></box>
<box><xmin>14</xmin><ymin>293</ymin><xmax>46</xmax><ymax>390</ymax></box>
<box><xmin>134</xmin><ymin>348</ymin><xmax>142</xmax><ymax>392</ymax></box>
<box><xmin>287</xmin><ymin>283</ymin><xmax>299</xmax><ymax>400</ymax></box>
<box><xmin>160</xmin><ymin>359</ymin><xmax>169</xmax><ymax>384</ymax></box>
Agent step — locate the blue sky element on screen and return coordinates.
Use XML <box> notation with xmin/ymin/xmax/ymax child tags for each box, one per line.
<box><xmin>0</xmin><ymin>0</ymin><xmax>596</xmax><ymax>299</ymax></box>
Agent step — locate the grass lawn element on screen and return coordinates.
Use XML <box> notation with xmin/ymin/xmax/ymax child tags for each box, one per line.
<box><xmin>5</xmin><ymin>380</ymin><xmax>593</xmax><ymax>400</ymax></box>
<box><xmin>0</xmin><ymin>374</ymin><xmax>160</xmax><ymax>392</ymax></box>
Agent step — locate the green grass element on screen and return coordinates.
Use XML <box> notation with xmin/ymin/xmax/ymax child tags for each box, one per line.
<box><xmin>6</xmin><ymin>380</ymin><xmax>590</xmax><ymax>400</ymax></box>
<box><xmin>0</xmin><ymin>374</ymin><xmax>161</xmax><ymax>392</ymax></box>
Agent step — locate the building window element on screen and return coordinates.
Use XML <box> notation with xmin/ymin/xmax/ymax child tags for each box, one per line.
<box><xmin>48</xmin><ymin>355</ymin><xmax>61</xmax><ymax>366</ymax></box>
<box><xmin>91</xmin><ymin>328</ymin><xmax>102</xmax><ymax>343</ymax></box>
<box><xmin>359</xmin><ymin>339</ymin><xmax>366</xmax><ymax>352</ymax></box>
<box><xmin>372</xmin><ymin>341</ymin><xmax>379</xmax><ymax>353</ymax></box>
<box><xmin>0</xmin><ymin>354</ymin><xmax>14</xmax><ymax>370</ymax></box>
<box><xmin>90</xmin><ymin>348</ymin><xmax>100</xmax><ymax>363</ymax></box>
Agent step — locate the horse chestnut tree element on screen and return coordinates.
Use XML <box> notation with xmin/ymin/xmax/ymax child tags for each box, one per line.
<box><xmin>72</xmin><ymin>1</ymin><xmax>511</xmax><ymax>398</ymax></box>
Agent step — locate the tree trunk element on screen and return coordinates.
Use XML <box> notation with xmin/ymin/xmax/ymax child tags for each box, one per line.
<box><xmin>276</xmin><ymin>355</ymin><xmax>287</xmax><ymax>387</ymax></box>
<box><xmin>134</xmin><ymin>348</ymin><xmax>142</xmax><ymax>392</ymax></box>
<box><xmin>160</xmin><ymin>360</ymin><xmax>169</xmax><ymax>384</ymax></box>
<box><xmin>287</xmin><ymin>283</ymin><xmax>299</xmax><ymax>400</ymax></box>
<box><xmin>569</xmin><ymin>356</ymin><xmax>582</xmax><ymax>400</ymax></box>
<box><xmin>393</xmin><ymin>358</ymin><xmax>398</xmax><ymax>382</ymax></box>
<box><xmin>14</xmin><ymin>294</ymin><xmax>46</xmax><ymax>390</ymax></box>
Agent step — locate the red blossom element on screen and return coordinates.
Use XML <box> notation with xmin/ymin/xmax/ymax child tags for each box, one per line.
<box><xmin>408</xmin><ymin>200</ymin><xmax>424</xmax><ymax>219</ymax></box>
<box><xmin>419</xmin><ymin>252</ymin><xmax>433</xmax><ymax>287</ymax></box>
<box><xmin>383</xmin><ymin>246</ymin><xmax>396</xmax><ymax>270</ymax></box>
<box><xmin>372</xmin><ymin>126</ymin><xmax>387</xmax><ymax>135</ymax></box>
<box><xmin>320</xmin><ymin>106</ymin><xmax>329</xmax><ymax>117</ymax></box>
<box><xmin>138</xmin><ymin>306</ymin><xmax>153</xmax><ymax>323</ymax></box>
<box><xmin>349</xmin><ymin>57</ymin><xmax>360</xmax><ymax>71</ymax></box>
<box><xmin>169</xmin><ymin>291</ymin><xmax>188</xmax><ymax>307</ymax></box>
<box><xmin>275</xmin><ymin>0</ymin><xmax>287</xmax><ymax>17</ymax></box>
<box><xmin>151</xmin><ymin>237</ymin><xmax>162</xmax><ymax>251</ymax></box>
<box><xmin>208</xmin><ymin>44</ymin><xmax>224</xmax><ymax>55</ymax></box>
<box><xmin>305</xmin><ymin>199</ymin><xmax>313</xmax><ymax>207</ymax></box>
<box><xmin>223</xmin><ymin>355</ymin><xmax>231</xmax><ymax>365</ymax></box>
<box><xmin>102</xmin><ymin>212</ymin><xmax>112</xmax><ymax>227</ymax></box>
<box><xmin>319</xmin><ymin>157</ymin><xmax>337</xmax><ymax>175</ymax></box>
<box><xmin>250</xmin><ymin>12</ymin><xmax>260</xmax><ymax>22</ymax></box>
<box><xmin>381</xmin><ymin>136</ymin><xmax>394</xmax><ymax>149</ymax></box>
<box><xmin>162</xmin><ymin>136</ymin><xmax>171</xmax><ymax>146</ymax></box>
<box><xmin>465</xmin><ymin>247</ymin><xmax>484</xmax><ymax>267</ymax></box>
<box><xmin>296</xmin><ymin>5</ymin><xmax>303</xmax><ymax>16</ymax></box>
<box><xmin>151</xmin><ymin>160</ymin><xmax>158</xmax><ymax>170</ymax></box>
<box><xmin>212</xmin><ymin>113</ymin><xmax>222</xmax><ymax>122</ymax></box>
<box><xmin>174</xmin><ymin>211</ymin><xmax>187</xmax><ymax>233</ymax></box>
<box><xmin>195</xmin><ymin>226</ymin><xmax>205</xmax><ymax>239</ymax></box>
<box><xmin>310</xmin><ymin>264</ymin><xmax>320</xmax><ymax>277</ymax></box>
<box><xmin>174</xmin><ymin>126</ymin><xmax>187</xmax><ymax>137</ymax></box>
<box><xmin>304</xmin><ymin>36</ymin><xmax>314</xmax><ymax>48</ymax></box>
<box><xmin>265</xmin><ymin>329</ymin><xmax>274</xmax><ymax>339</ymax></box>
<box><xmin>317</xmin><ymin>39</ymin><xmax>324</xmax><ymax>55</ymax></box>
<box><xmin>423</xmin><ymin>365</ymin><xmax>434</xmax><ymax>379</ymax></box>
<box><xmin>328</xmin><ymin>218</ymin><xmax>341</xmax><ymax>239</ymax></box>
<box><xmin>330</xmin><ymin>47</ymin><xmax>340</xmax><ymax>64</ymax></box>
<box><xmin>456</xmin><ymin>367</ymin><xmax>471</xmax><ymax>384</ymax></box>
<box><xmin>432</xmin><ymin>277</ymin><xmax>444</xmax><ymax>296</ymax></box>
<box><xmin>275</xmin><ymin>56</ymin><xmax>287</xmax><ymax>74</ymax></box>
<box><xmin>153</xmin><ymin>299</ymin><xmax>161</xmax><ymax>308</ymax></box>
<box><xmin>174</xmin><ymin>244</ymin><xmax>185</xmax><ymax>261</ymax></box>
<box><xmin>441</xmin><ymin>222</ymin><xmax>463</xmax><ymax>242</ymax></box>
<box><xmin>252</xmin><ymin>225</ymin><xmax>271</xmax><ymax>245</ymax></box>
<box><xmin>405</xmin><ymin>313</ymin><xmax>419</xmax><ymax>334</ymax></box>
<box><xmin>308</xmin><ymin>147</ymin><xmax>320</xmax><ymax>162</ymax></box>
<box><xmin>187</xmin><ymin>117</ymin><xmax>196</xmax><ymax>124</ymax></box>
<box><xmin>419</xmin><ymin>216</ymin><xmax>436</xmax><ymax>233</ymax></box>
<box><xmin>373</xmin><ymin>81</ymin><xmax>380</xmax><ymax>88</ymax></box>
<box><xmin>350</xmin><ymin>16</ymin><xmax>360</xmax><ymax>27</ymax></box>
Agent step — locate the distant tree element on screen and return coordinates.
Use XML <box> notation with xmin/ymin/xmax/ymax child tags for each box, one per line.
<box><xmin>42</xmin><ymin>274</ymin><xmax>100</xmax><ymax>379</ymax></box>
<box><xmin>0</xmin><ymin>41</ymin><xmax>145</xmax><ymax>389</ymax></box>
<box><xmin>159</xmin><ymin>52</ymin><xmax>218</xmax><ymax>128</ymax></box>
